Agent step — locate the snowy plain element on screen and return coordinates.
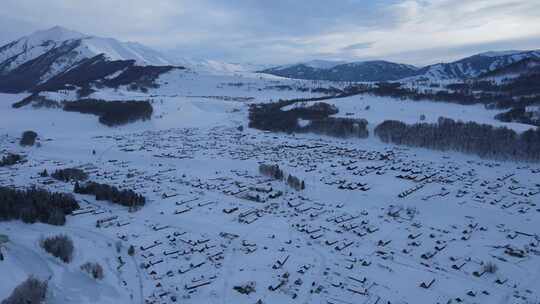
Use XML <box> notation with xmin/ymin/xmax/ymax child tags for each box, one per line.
<box><xmin>0</xmin><ymin>70</ymin><xmax>539</xmax><ymax>304</ymax></box>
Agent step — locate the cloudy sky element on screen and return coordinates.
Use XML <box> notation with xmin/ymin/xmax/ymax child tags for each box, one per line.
<box><xmin>1</xmin><ymin>0</ymin><xmax>540</xmax><ymax>66</ymax></box>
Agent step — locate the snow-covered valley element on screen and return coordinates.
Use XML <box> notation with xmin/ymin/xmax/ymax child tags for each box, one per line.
<box><xmin>1</xmin><ymin>66</ymin><xmax>539</xmax><ymax>304</ymax></box>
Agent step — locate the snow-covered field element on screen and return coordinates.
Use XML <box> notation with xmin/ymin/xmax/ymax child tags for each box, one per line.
<box><xmin>1</xmin><ymin>72</ymin><xmax>539</xmax><ymax>304</ymax></box>
<box><xmin>285</xmin><ymin>95</ymin><xmax>534</xmax><ymax>132</ymax></box>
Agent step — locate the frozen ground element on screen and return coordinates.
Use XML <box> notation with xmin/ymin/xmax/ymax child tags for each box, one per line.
<box><xmin>0</xmin><ymin>72</ymin><xmax>539</xmax><ymax>304</ymax></box>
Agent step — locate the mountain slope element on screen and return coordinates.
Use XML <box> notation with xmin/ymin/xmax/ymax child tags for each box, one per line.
<box><xmin>0</xmin><ymin>26</ymin><xmax>86</xmax><ymax>74</ymax></box>
<box><xmin>78</xmin><ymin>37</ymin><xmax>172</xmax><ymax>66</ymax></box>
<box><xmin>0</xmin><ymin>26</ymin><xmax>179</xmax><ymax>93</ymax></box>
<box><xmin>416</xmin><ymin>50</ymin><xmax>540</xmax><ymax>81</ymax></box>
<box><xmin>478</xmin><ymin>57</ymin><xmax>540</xmax><ymax>79</ymax></box>
<box><xmin>262</xmin><ymin>50</ymin><xmax>540</xmax><ymax>82</ymax></box>
<box><xmin>261</xmin><ymin>60</ymin><xmax>419</xmax><ymax>82</ymax></box>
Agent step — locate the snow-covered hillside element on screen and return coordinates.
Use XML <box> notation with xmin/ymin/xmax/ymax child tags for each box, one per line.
<box><xmin>0</xmin><ymin>26</ymin><xmax>86</xmax><ymax>72</ymax></box>
<box><xmin>0</xmin><ymin>26</ymin><xmax>182</xmax><ymax>93</ymax></box>
<box><xmin>0</xmin><ymin>26</ymin><xmax>283</xmax><ymax>94</ymax></box>
<box><xmin>262</xmin><ymin>60</ymin><xmax>419</xmax><ymax>82</ymax></box>
<box><xmin>0</xmin><ymin>26</ymin><xmax>172</xmax><ymax>73</ymax></box>
<box><xmin>262</xmin><ymin>50</ymin><xmax>540</xmax><ymax>82</ymax></box>
<box><xmin>415</xmin><ymin>50</ymin><xmax>540</xmax><ymax>81</ymax></box>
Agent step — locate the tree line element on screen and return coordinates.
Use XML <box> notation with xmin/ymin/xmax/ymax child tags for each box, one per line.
<box><xmin>63</xmin><ymin>99</ymin><xmax>153</xmax><ymax>126</ymax></box>
<box><xmin>307</xmin><ymin>117</ymin><xmax>369</xmax><ymax>138</ymax></box>
<box><xmin>330</xmin><ymin>80</ymin><xmax>540</xmax><ymax>118</ymax></box>
<box><xmin>51</xmin><ymin>168</ymin><xmax>89</xmax><ymax>182</ymax></box>
<box><xmin>0</xmin><ymin>153</ymin><xmax>22</xmax><ymax>167</ymax></box>
<box><xmin>74</xmin><ymin>182</ymin><xmax>146</xmax><ymax>208</ymax></box>
<box><xmin>0</xmin><ymin>187</ymin><xmax>79</xmax><ymax>225</ymax></box>
<box><xmin>375</xmin><ymin>117</ymin><xmax>540</xmax><ymax>161</ymax></box>
<box><xmin>259</xmin><ymin>163</ymin><xmax>305</xmax><ymax>191</ymax></box>
<box><xmin>249</xmin><ymin>98</ymin><xmax>539</xmax><ymax>161</ymax></box>
<box><xmin>495</xmin><ymin>107</ymin><xmax>540</xmax><ymax>127</ymax></box>
<box><xmin>248</xmin><ymin>101</ymin><xmax>368</xmax><ymax>138</ymax></box>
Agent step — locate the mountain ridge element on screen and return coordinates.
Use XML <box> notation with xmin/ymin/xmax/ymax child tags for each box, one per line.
<box><xmin>262</xmin><ymin>60</ymin><xmax>420</xmax><ymax>82</ymax></box>
<box><xmin>261</xmin><ymin>50</ymin><xmax>540</xmax><ymax>82</ymax></box>
<box><xmin>0</xmin><ymin>26</ymin><xmax>182</xmax><ymax>94</ymax></box>
<box><xmin>2</xmin><ymin>26</ymin><xmax>540</xmax><ymax>94</ymax></box>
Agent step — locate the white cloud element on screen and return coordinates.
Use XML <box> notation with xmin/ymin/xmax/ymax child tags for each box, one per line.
<box><xmin>290</xmin><ymin>0</ymin><xmax>540</xmax><ymax>64</ymax></box>
<box><xmin>1</xmin><ymin>0</ymin><xmax>539</xmax><ymax>65</ymax></box>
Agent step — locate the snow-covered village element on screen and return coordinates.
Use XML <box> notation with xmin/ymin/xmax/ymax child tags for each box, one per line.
<box><xmin>1</xmin><ymin>2</ymin><xmax>540</xmax><ymax>304</ymax></box>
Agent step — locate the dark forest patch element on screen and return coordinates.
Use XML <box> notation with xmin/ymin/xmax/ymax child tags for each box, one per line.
<box><xmin>375</xmin><ymin>117</ymin><xmax>540</xmax><ymax>161</ymax></box>
<box><xmin>74</xmin><ymin>182</ymin><xmax>146</xmax><ymax>208</ymax></box>
<box><xmin>62</xmin><ymin>99</ymin><xmax>153</xmax><ymax>126</ymax></box>
<box><xmin>248</xmin><ymin>100</ymin><xmax>369</xmax><ymax>138</ymax></box>
<box><xmin>0</xmin><ymin>187</ymin><xmax>79</xmax><ymax>225</ymax></box>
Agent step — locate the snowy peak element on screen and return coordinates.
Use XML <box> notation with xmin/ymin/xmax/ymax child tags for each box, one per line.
<box><xmin>0</xmin><ymin>25</ymin><xmax>174</xmax><ymax>74</ymax></box>
<box><xmin>0</xmin><ymin>27</ymin><xmax>85</xmax><ymax>74</ymax></box>
<box><xmin>479</xmin><ymin>57</ymin><xmax>540</xmax><ymax>79</ymax></box>
<box><xmin>417</xmin><ymin>50</ymin><xmax>540</xmax><ymax>81</ymax></box>
<box><xmin>2</xmin><ymin>26</ymin><xmax>248</xmax><ymax>77</ymax></box>
<box><xmin>26</xmin><ymin>26</ymin><xmax>87</xmax><ymax>44</ymax></box>
<box><xmin>0</xmin><ymin>26</ymin><xmax>182</xmax><ymax>93</ymax></box>
<box><xmin>77</xmin><ymin>37</ymin><xmax>173</xmax><ymax>66</ymax></box>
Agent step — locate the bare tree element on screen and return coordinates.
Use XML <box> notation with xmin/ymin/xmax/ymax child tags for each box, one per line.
<box><xmin>81</xmin><ymin>262</ymin><xmax>104</xmax><ymax>280</ymax></box>
<box><xmin>40</xmin><ymin>234</ymin><xmax>74</xmax><ymax>263</ymax></box>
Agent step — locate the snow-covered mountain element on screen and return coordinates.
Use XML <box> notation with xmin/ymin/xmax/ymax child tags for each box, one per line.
<box><xmin>304</xmin><ymin>60</ymin><xmax>347</xmax><ymax>69</ymax></box>
<box><xmin>261</xmin><ymin>60</ymin><xmax>419</xmax><ymax>82</ymax></box>
<box><xmin>263</xmin><ymin>60</ymin><xmax>345</xmax><ymax>72</ymax></box>
<box><xmin>478</xmin><ymin>57</ymin><xmax>540</xmax><ymax>80</ymax></box>
<box><xmin>416</xmin><ymin>50</ymin><xmax>540</xmax><ymax>81</ymax></box>
<box><xmin>262</xmin><ymin>50</ymin><xmax>540</xmax><ymax>82</ymax></box>
<box><xmin>163</xmin><ymin>52</ymin><xmax>273</xmax><ymax>74</ymax></box>
<box><xmin>3</xmin><ymin>26</ymin><xmax>540</xmax><ymax>94</ymax></box>
<box><xmin>0</xmin><ymin>26</ymin><xmax>172</xmax><ymax>72</ymax></box>
<box><xmin>0</xmin><ymin>26</ymin><xmax>85</xmax><ymax>73</ymax></box>
<box><xmin>171</xmin><ymin>58</ymin><xmax>258</xmax><ymax>74</ymax></box>
<box><xmin>0</xmin><ymin>26</ymin><xmax>178</xmax><ymax>93</ymax></box>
